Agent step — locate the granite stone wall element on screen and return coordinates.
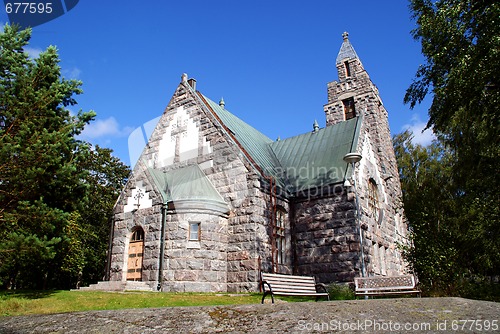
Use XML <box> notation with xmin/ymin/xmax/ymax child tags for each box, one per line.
<box><xmin>292</xmin><ymin>190</ymin><xmax>361</xmax><ymax>283</ymax></box>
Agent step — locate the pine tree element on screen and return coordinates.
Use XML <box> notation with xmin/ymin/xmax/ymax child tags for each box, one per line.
<box><xmin>0</xmin><ymin>24</ymin><xmax>95</xmax><ymax>288</ymax></box>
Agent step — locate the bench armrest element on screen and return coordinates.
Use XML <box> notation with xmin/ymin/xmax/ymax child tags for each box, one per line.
<box><xmin>260</xmin><ymin>280</ymin><xmax>274</xmax><ymax>304</ymax></box>
<box><xmin>261</xmin><ymin>280</ymin><xmax>273</xmax><ymax>293</ymax></box>
<box><xmin>315</xmin><ymin>283</ymin><xmax>330</xmax><ymax>301</ymax></box>
<box><xmin>315</xmin><ymin>283</ymin><xmax>328</xmax><ymax>294</ymax></box>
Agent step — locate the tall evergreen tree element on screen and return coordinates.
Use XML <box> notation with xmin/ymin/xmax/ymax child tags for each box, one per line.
<box><xmin>0</xmin><ymin>25</ymin><xmax>129</xmax><ymax>289</ymax></box>
<box><xmin>0</xmin><ymin>24</ymin><xmax>94</xmax><ymax>288</ymax></box>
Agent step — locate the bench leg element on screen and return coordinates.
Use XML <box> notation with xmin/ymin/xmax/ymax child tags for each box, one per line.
<box><xmin>261</xmin><ymin>291</ymin><xmax>274</xmax><ymax>304</ymax></box>
<box><xmin>315</xmin><ymin>295</ymin><xmax>330</xmax><ymax>302</ymax></box>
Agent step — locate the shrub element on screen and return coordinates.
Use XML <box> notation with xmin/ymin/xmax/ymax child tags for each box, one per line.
<box><xmin>327</xmin><ymin>283</ymin><xmax>355</xmax><ymax>300</ymax></box>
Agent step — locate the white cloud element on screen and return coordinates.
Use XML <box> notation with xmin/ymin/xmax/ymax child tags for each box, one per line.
<box><xmin>24</xmin><ymin>46</ymin><xmax>43</xmax><ymax>59</ymax></box>
<box><xmin>401</xmin><ymin>114</ymin><xmax>436</xmax><ymax>146</ymax></box>
<box><xmin>80</xmin><ymin>116</ymin><xmax>133</xmax><ymax>139</ymax></box>
<box><xmin>63</xmin><ymin>67</ymin><xmax>82</xmax><ymax>79</ymax></box>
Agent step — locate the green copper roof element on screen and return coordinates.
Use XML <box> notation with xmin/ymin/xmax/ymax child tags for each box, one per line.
<box><xmin>270</xmin><ymin>116</ymin><xmax>362</xmax><ymax>193</ymax></box>
<box><xmin>199</xmin><ymin>93</ymin><xmax>363</xmax><ymax>196</ymax></box>
<box><xmin>146</xmin><ymin>164</ymin><xmax>229</xmax><ymax>214</ymax></box>
<box><xmin>200</xmin><ymin>94</ymin><xmax>282</xmax><ymax>178</ymax></box>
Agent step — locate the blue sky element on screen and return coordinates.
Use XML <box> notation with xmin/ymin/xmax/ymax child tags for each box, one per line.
<box><xmin>1</xmin><ymin>1</ymin><xmax>434</xmax><ymax>167</ymax></box>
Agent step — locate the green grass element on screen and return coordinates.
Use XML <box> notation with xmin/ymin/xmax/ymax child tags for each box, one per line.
<box><xmin>0</xmin><ymin>290</ymin><xmax>263</xmax><ymax>317</ymax></box>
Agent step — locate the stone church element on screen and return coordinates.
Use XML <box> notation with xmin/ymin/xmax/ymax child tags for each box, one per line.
<box><xmin>105</xmin><ymin>33</ymin><xmax>408</xmax><ymax>292</ymax></box>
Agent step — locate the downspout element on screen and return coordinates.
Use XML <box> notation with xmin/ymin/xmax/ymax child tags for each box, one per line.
<box><xmin>105</xmin><ymin>216</ymin><xmax>115</xmax><ymax>281</ymax></box>
<box><xmin>157</xmin><ymin>203</ymin><xmax>167</xmax><ymax>291</ymax></box>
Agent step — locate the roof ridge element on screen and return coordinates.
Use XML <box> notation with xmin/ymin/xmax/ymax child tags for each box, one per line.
<box><xmin>199</xmin><ymin>93</ymin><xmax>273</xmax><ymax>142</ymax></box>
<box><xmin>197</xmin><ymin>93</ymin><xmax>283</xmax><ymax>180</ymax></box>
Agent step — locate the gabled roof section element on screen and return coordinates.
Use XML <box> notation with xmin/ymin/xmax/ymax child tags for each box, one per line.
<box><xmin>270</xmin><ymin>116</ymin><xmax>362</xmax><ymax>193</ymax></box>
<box><xmin>336</xmin><ymin>31</ymin><xmax>359</xmax><ymax>64</ymax></box>
<box><xmin>199</xmin><ymin>94</ymin><xmax>282</xmax><ymax>179</ymax></box>
<box><xmin>196</xmin><ymin>89</ymin><xmax>362</xmax><ymax>196</ymax></box>
<box><xmin>146</xmin><ymin>164</ymin><xmax>229</xmax><ymax>215</ymax></box>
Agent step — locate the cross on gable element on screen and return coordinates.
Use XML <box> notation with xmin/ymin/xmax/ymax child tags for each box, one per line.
<box><xmin>171</xmin><ymin>117</ymin><xmax>188</xmax><ymax>142</ymax></box>
<box><xmin>134</xmin><ymin>188</ymin><xmax>144</xmax><ymax>209</ymax></box>
<box><xmin>156</xmin><ymin>106</ymin><xmax>205</xmax><ymax>167</ymax></box>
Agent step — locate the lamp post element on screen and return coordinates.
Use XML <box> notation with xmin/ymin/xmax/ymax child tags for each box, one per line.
<box><xmin>343</xmin><ymin>152</ymin><xmax>366</xmax><ymax>278</ymax></box>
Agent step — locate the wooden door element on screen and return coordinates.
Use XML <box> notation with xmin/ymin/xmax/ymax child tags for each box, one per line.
<box><xmin>127</xmin><ymin>229</ymin><xmax>144</xmax><ymax>281</ymax></box>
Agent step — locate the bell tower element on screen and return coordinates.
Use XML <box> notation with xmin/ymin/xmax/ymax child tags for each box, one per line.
<box><xmin>322</xmin><ymin>33</ymin><xmax>406</xmax><ymax>278</ymax></box>
<box><xmin>323</xmin><ymin>32</ymin><xmax>387</xmax><ymax>127</ymax></box>
<box><xmin>323</xmin><ymin>32</ymin><xmax>396</xmax><ymax>173</ymax></box>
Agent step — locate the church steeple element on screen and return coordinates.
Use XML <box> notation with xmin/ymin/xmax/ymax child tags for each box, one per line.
<box><xmin>336</xmin><ymin>32</ymin><xmax>359</xmax><ymax>65</ymax></box>
<box><xmin>323</xmin><ymin>32</ymin><xmax>379</xmax><ymax>127</ymax></box>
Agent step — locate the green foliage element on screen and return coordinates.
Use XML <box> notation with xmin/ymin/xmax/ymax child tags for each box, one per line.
<box><xmin>0</xmin><ymin>232</ymin><xmax>60</xmax><ymax>288</ymax></box>
<box><xmin>0</xmin><ymin>24</ymin><xmax>129</xmax><ymax>289</ymax></box>
<box><xmin>405</xmin><ymin>0</ymin><xmax>500</xmax><ymax>154</ymax></box>
<box><xmin>75</xmin><ymin>145</ymin><xmax>129</xmax><ymax>286</ymax></box>
<box><xmin>327</xmin><ymin>283</ymin><xmax>355</xmax><ymax>300</ymax></box>
<box><xmin>401</xmin><ymin>0</ymin><xmax>500</xmax><ymax>300</ymax></box>
<box><xmin>394</xmin><ymin>131</ymin><xmax>499</xmax><ymax>299</ymax></box>
<box><xmin>394</xmin><ymin>132</ymin><xmax>455</xmax><ymax>293</ymax></box>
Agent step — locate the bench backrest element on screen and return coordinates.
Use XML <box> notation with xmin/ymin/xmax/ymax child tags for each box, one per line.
<box><xmin>354</xmin><ymin>275</ymin><xmax>416</xmax><ymax>291</ymax></box>
<box><xmin>261</xmin><ymin>273</ymin><xmax>318</xmax><ymax>294</ymax></box>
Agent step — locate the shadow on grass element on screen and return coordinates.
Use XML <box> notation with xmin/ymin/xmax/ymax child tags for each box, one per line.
<box><xmin>0</xmin><ymin>290</ymin><xmax>57</xmax><ymax>300</ymax></box>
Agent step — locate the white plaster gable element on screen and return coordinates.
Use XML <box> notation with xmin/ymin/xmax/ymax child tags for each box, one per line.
<box><xmin>123</xmin><ymin>181</ymin><xmax>153</xmax><ymax>213</ymax></box>
<box><xmin>156</xmin><ymin>106</ymin><xmax>212</xmax><ymax>168</ymax></box>
<box><xmin>156</xmin><ymin>112</ymin><xmax>176</xmax><ymax>167</ymax></box>
<box><xmin>358</xmin><ymin>134</ymin><xmax>387</xmax><ymax>205</ymax></box>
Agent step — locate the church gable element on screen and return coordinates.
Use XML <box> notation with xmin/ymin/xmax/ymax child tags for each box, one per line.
<box><xmin>155</xmin><ymin>105</ymin><xmax>213</xmax><ymax>169</ymax></box>
<box><xmin>138</xmin><ymin>81</ymin><xmax>214</xmax><ymax>172</ymax></box>
<box><xmin>123</xmin><ymin>180</ymin><xmax>153</xmax><ymax>213</ymax></box>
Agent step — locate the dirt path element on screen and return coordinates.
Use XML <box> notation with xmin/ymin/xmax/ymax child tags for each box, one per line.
<box><xmin>0</xmin><ymin>297</ymin><xmax>498</xmax><ymax>333</ymax></box>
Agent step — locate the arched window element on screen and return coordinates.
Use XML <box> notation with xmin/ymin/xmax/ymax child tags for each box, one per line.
<box><xmin>131</xmin><ymin>228</ymin><xmax>144</xmax><ymax>241</ymax></box>
<box><xmin>368</xmin><ymin>179</ymin><xmax>380</xmax><ymax>221</ymax></box>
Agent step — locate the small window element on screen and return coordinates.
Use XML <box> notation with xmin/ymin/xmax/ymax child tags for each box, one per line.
<box><xmin>189</xmin><ymin>222</ymin><xmax>200</xmax><ymax>241</ymax></box>
<box><xmin>275</xmin><ymin>210</ymin><xmax>286</xmax><ymax>265</ymax></box>
<box><xmin>372</xmin><ymin>242</ymin><xmax>379</xmax><ymax>274</ymax></box>
<box><xmin>368</xmin><ymin>179</ymin><xmax>380</xmax><ymax>221</ymax></box>
<box><xmin>379</xmin><ymin>245</ymin><xmax>387</xmax><ymax>276</ymax></box>
<box><xmin>343</xmin><ymin>97</ymin><xmax>356</xmax><ymax>120</ymax></box>
<box><xmin>344</xmin><ymin>61</ymin><xmax>351</xmax><ymax>77</ymax></box>
<box><xmin>131</xmin><ymin>228</ymin><xmax>144</xmax><ymax>242</ymax></box>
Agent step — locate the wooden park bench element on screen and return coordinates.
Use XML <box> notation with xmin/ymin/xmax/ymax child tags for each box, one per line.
<box><xmin>260</xmin><ymin>273</ymin><xmax>330</xmax><ymax>304</ymax></box>
<box><xmin>354</xmin><ymin>275</ymin><xmax>421</xmax><ymax>298</ymax></box>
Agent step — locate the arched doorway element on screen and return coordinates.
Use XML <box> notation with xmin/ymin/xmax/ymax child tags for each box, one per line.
<box><xmin>127</xmin><ymin>228</ymin><xmax>144</xmax><ymax>281</ymax></box>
